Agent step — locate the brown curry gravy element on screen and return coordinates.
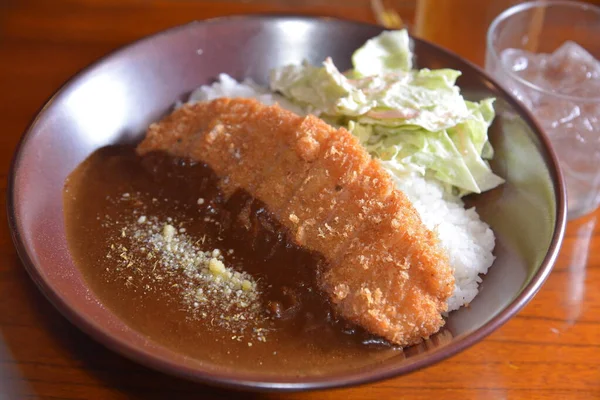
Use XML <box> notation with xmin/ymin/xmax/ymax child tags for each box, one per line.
<box><xmin>63</xmin><ymin>146</ymin><xmax>400</xmax><ymax>375</ymax></box>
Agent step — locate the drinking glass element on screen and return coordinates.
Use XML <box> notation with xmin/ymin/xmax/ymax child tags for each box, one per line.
<box><xmin>486</xmin><ymin>0</ymin><xmax>600</xmax><ymax>219</ymax></box>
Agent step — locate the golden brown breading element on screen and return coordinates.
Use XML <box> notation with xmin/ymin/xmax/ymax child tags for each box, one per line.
<box><xmin>284</xmin><ymin>132</ymin><xmax>371</xmax><ymax>246</ymax></box>
<box><xmin>311</xmin><ymin>160</ymin><xmax>396</xmax><ymax>259</ymax></box>
<box><xmin>137</xmin><ymin>98</ymin><xmax>454</xmax><ymax>346</ymax></box>
<box><xmin>253</xmin><ymin>115</ymin><xmax>336</xmax><ymax>219</ymax></box>
<box><xmin>323</xmin><ymin>190</ymin><xmax>454</xmax><ymax>346</ymax></box>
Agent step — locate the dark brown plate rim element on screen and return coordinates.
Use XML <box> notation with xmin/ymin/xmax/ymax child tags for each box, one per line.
<box><xmin>6</xmin><ymin>15</ymin><xmax>567</xmax><ymax>392</ymax></box>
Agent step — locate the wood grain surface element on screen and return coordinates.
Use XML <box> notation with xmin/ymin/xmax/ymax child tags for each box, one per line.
<box><xmin>1</xmin><ymin>1</ymin><xmax>599</xmax><ymax>399</ymax></box>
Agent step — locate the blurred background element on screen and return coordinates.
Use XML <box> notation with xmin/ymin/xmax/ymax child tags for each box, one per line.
<box><xmin>4</xmin><ymin>0</ymin><xmax>600</xmax><ymax>70</ymax></box>
<box><xmin>370</xmin><ymin>0</ymin><xmax>600</xmax><ymax>64</ymax></box>
<box><xmin>2</xmin><ymin>2</ymin><xmax>599</xmax><ymax>85</ymax></box>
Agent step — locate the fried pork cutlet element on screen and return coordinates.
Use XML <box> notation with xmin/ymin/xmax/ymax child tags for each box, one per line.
<box><xmin>137</xmin><ymin>98</ymin><xmax>454</xmax><ymax>347</ymax></box>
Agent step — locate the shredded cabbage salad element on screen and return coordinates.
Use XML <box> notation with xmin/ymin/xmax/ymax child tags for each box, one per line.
<box><xmin>269</xmin><ymin>30</ymin><xmax>504</xmax><ymax>196</ymax></box>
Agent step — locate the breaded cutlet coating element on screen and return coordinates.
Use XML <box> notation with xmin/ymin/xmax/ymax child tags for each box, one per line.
<box><xmin>138</xmin><ymin>98</ymin><xmax>232</xmax><ymax>160</ymax></box>
<box><xmin>284</xmin><ymin>132</ymin><xmax>370</xmax><ymax>246</ymax></box>
<box><xmin>308</xmin><ymin>160</ymin><xmax>395</xmax><ymax>260</ymax></box>
<box><xmin>139</xmin><ymin>99</ymin><xmax>299</xmax><ymax>197</ymax></box>
<box><xmin>323</xmin><ymin>190</ymin><xmax>454</xmax><ymax>346</ymax></box>
<box><xmin>253</xmin><ymin>115</ymin><xmax>335</xmax><ymax>220</ymax></box>
<box><xmin>137</xmin><ymin>98</ymin><xmax>454</xmax><ymax>346</ymax></box>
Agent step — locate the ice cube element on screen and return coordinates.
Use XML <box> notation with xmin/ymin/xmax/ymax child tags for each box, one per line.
<box><xmin>499</xmin><ymin>48</ymin><xmax>549</xmax><ymax>105</ymax></box>
<box><xmin>563</xmin><ymin>71</ymin><xmax>600</xmax><ymax>99</ymax></box>
<box><xmin>543</xmin><ymin>41</ymin><xmax>600</xmax><ymax>95</ymax></box>
<box><xmin>507</xmin><ymin>83</ymin><xmax>535</xmax><ymax>110</ymax></box>
<box><xmin>535</xmin><ymin>100</ymin><xmax>580</xmax><ymax>130</ymax></box>
<box><xmin>499</xmin><ymin>43</ymin><xmax>600</xmax><ymax>99</ymax></box>
<box><xmin>581</xmin><ymin>103</ymin><xmax>600</xmax><ymax>134</ymax></box>
<box><xmin>501</xmin><ymin>48</ymin><xmax>534</xmax><ymax>72</ymax></box>
<box><xmin>542</xmin><ymin>101</ymin><xmax>600</xmax><ymax>182</ymax></box>
<box><xmin>500</xmin><ymin>48</ymin><xmax>548</xmax><ymax>81</ymax></box>
<box><xmin>497</xmin><ymin>43</ymin><xmax>600</xmax><ymax>217</ymax></box>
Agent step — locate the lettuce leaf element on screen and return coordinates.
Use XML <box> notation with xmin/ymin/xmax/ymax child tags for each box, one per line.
<box><xmin>269</xmin><ymin>30</ymin><xmax>504</xmax><ymax>196</ymax></box>
<box><xmin>352</xmin><ymin>30</ymin><xmax>413</xmax><ymax>76</ymax></box>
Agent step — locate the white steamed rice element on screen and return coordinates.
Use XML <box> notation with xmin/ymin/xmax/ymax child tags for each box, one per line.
<box><xmin>187</xmin><ymin>74</ymin><xmax>496</xmax><ymax>312</ymax></box>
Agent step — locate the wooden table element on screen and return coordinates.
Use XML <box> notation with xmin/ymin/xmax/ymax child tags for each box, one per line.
<box><xmin>1</xmin><ymin>1</ymin><xmax>599</xmax><ymax>399</ymax></box>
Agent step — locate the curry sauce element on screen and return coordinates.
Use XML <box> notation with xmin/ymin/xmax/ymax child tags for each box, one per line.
<box><xmin>63</xmin><ymin>146</ymin><xmax>399</xmax><ymax>375</ymax></box>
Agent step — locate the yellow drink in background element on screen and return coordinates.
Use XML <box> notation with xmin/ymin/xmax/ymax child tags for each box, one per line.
<box><xmin>413</xmin><ymin>0</ymin><xmax>522</xmax><ymax>65</ymax></box>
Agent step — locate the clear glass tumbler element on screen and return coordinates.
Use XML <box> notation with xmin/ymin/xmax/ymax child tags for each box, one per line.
<box><xmin>486</xmin><ymin>0</ymin><xmax>600</xmax><ymax>220</ymax></box>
